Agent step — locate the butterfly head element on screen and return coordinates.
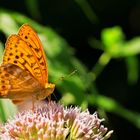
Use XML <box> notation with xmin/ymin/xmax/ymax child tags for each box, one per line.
<box><xmin>45</xmin><ymin>83</ymin><xmax>55</xmax><ymax>96</ymax></box>
<box><xmin>36</xmin><ymin>83</ymin><xmax>55</xmax><ymax>100</ymax></box>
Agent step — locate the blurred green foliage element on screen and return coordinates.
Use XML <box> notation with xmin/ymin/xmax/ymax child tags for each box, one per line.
<box><xmin>0</xmin><ymin>8</ymin><xmax>140</xmax><ymax>134</ymax></box>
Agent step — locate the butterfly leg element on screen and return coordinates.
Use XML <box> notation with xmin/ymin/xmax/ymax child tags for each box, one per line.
<box><xmin>48</xmin><ymin>95</ymin><xmax>51</xmax><ymax>102</ymax></box>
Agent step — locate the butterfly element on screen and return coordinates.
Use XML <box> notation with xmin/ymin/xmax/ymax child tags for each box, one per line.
<box><xmin>0</xmin><ymin>24</ymin><xmax>55</xmax><ymax>105</ymax></box>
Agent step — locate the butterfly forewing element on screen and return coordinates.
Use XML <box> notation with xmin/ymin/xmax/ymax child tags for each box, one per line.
<box><xmin>18</xmin><ymin>24</ymin><xmax>48</xmax><ymax>84</ymax></box>
<box><xmin>3</xmin><ymin>35</ymin><xmax>44</xmax><ymax>85</ymax></box>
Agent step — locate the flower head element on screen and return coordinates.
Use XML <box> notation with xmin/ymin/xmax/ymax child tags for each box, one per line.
<box><xmin>0</xmin><ymin>101</ymin><xmax>113</xmax><ymax>140</ymax></box>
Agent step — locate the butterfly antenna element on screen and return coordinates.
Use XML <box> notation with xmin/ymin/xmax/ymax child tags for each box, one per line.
<box><xmin>54</xmin><ymin>69</ymin><xmax>77</xmax><ymax>84</ymax></box>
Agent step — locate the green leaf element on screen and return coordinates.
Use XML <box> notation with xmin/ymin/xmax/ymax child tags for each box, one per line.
<box><xmin>0</xmin><ymin>99</ymin><xmax>17</xmax><ymax>123</ymax></box>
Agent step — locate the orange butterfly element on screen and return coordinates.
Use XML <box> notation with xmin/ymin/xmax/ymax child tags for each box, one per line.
<box><xmin>0</xmin><ymin>24</ymin><xmax>55</xmax><ymax>105</ymax></box>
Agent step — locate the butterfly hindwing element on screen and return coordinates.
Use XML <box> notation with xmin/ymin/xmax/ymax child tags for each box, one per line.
<box><xmin>0</xmin><ymin>64</ymin><xmax>41</xmax><ymax>100</ymax></box>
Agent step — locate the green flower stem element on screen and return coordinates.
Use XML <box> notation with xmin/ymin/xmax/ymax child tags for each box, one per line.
<box><xmin>91</xmin><ymin>52</ymin><xmax>111</xmax><ymax>82</ymax></box>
